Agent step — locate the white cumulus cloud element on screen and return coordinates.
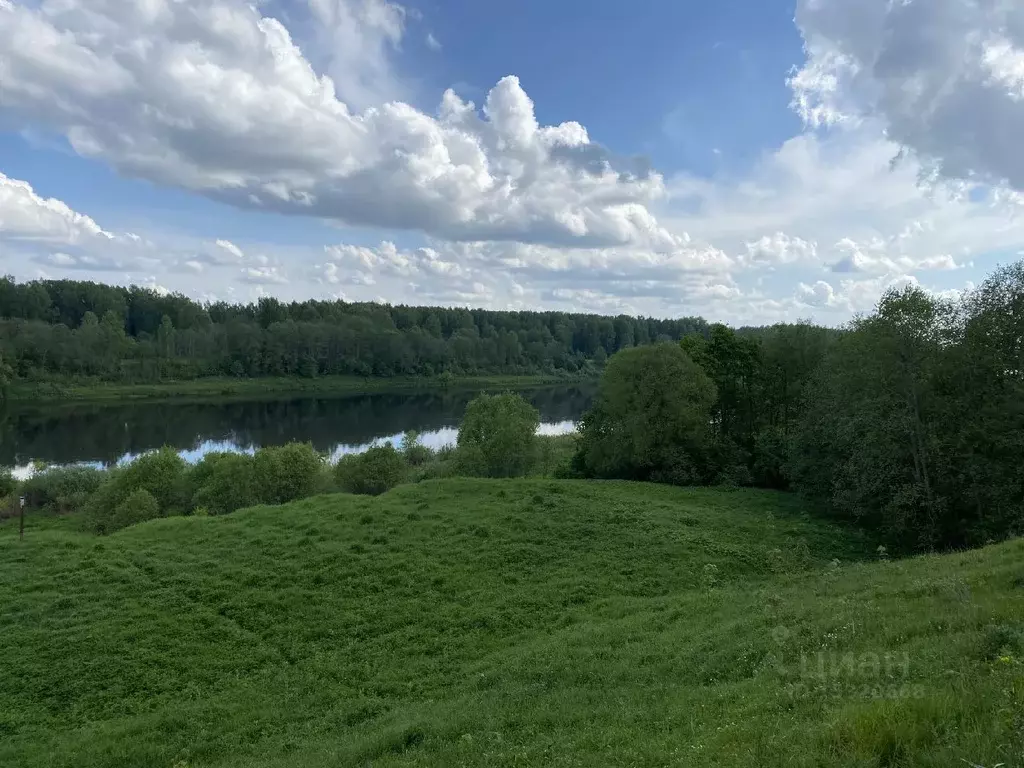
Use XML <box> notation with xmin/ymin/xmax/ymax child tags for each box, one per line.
<box><xmin>306</xmin><ymin>0</ymin><xmax>409</xmax><ymax>110</ymax></box>
<box><xmin>0</xmin><ymin>0</ymin><xmax>673</xmax><ymax>249</ymax></box>
<box><xmin>790</xmin><ymin>0</ymin><xmax>1024</xmax><ymax>189</ymax></box>
<box><xmin>0</xmin><ymin>172</ymin><xmax>114</xmax><ymax>244</ymax></box>
<box><xmin>665</xmin><ymin>129</ymin><xmax>1024</xmax><ymax>285</ymax></box>
<box><xmin>0</xmin><ymin>173</ymin><xmax>271</xmax><ymax>288</ymax></box>
<box><xmin>743</xmin><ymin>232</ymin><xmax>818</xmax><ymax>266</ymax></box>
<box><xmin>4</xmin><ymin>0</ymin><xmax>1024</xmax><ymax>326</ymax></box>
<box><xmin>242</xmin><ymin>266</ymin><xmax>290</xmax><ymax>286</ymax></box>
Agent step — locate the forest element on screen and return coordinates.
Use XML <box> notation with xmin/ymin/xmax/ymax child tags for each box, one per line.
<box><xmin>569</xmin><ymin>259</ymin><xmax>1024</xmax><ymax>552</ymax></box>
<box><xmin>0</xmin><ymin>276</ymin><xmax>705</xmax><ymax>383</ymax></box>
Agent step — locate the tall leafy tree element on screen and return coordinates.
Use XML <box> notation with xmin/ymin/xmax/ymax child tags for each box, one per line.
<box><xmin>681</xmin><ymin>324</ymin><xmax>761</xmax><ymax>452</ymax></box>
<box><xmin>791</xmin><ymin>287</ymin><xmax>960</xmax><ymax>550</ymax></box>
<box><xmin>456</xmin><ymin>393</ymin><xmax>540</xmax><ymax>478</ymax></box>
<box><xmin>574</xmin><ymin>343</ymin><xmax>716</xmax><ymax>484</ymax></box>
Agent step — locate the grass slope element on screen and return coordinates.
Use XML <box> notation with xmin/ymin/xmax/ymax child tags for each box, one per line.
<box><xmin>1</xmin><ymin>480</ymin><xmax>1022</xmax><ymax>767</ymax></box>
<box><xmin>5</xmin><ymin>374</ymin><xmax>584</xmax><ymax>404</ymax></box>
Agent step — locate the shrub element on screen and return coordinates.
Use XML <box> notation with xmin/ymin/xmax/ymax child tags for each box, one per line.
<box><xmin>253</xmin><ymin>443</ymin><xmax>323</xmax><ymax>505</ymax></box>
<box><xmin>108</xmin><ymin>488</ymin><xmax>160</xmax><ymax>533</ymax></box>
<box><xmin>647</xmin><ymin>448</ymin><xmax>704</xmax><ymax>486</ymax></box>
<box><xmin>84</xmin><ymin>471</ymin><xmax>128</xmax><ymax>534</ymax></box>
<box><xmin>401</xmin><ymin>431</ymin><xmax>434</xmax><ymax>467</ymax></box>
<box><xmin>707</xmin><ymin>438</ymin><xmax>753</xmax><ymax>487</ymax></box>
<box><xmin>335</xmin><ymin>445</ymin><xmax>407</xmax><ymax>496</ymax></box>
<box><xmin>85</xmin><ymin>447</ymin><xmax>190</xmax><ymax>533</ymax></box>
<box><xmin>752</xmin><ymin>426</ymin><xmax>790</xmax><ymax>489</ymax></box>
<box><xmin>536</xmin><ymin>434</ymin><xmax>577</xmax><ymax>478</ymax></box>
<box><xmin>574</xmin><ymin>344</ymin><xmax>716</xmax><ymax>484</ymax></box>
<box><xmin>456</xmin><ymin>393</ymin><xmax>539</xmax><ymax>478</ymax></box>
<box><xmin>409</xmin><ymin>458</ymin><xmax>455</xmax><ymax>483</ymax></box>
<box><xmin>191</xmin><ymin>453</ymin><xmax>260</xmax><ymax>515</ymax></box>
<box><xmin>187</xmin><ymin>452</ymin><xmax>237</xmax><ymax>492</ymax></box>
<box><xmin>123</xmin><ymin>448</ymin><xmax>192</xmax><ymax>514</ymax></box>
<box><xmin>20</xmin><ymin>465</ymin><xmax>105</xmax><ymax>514</ymax></box>
<box><xmin>312</xmin><ymin>463</ymin><xmax>338</xmax><ymax>495</ymax></box>
<box><xmin>0</xmin><ymin>469</ymin><xmax>15</xmax><ymax>500</ymax></box>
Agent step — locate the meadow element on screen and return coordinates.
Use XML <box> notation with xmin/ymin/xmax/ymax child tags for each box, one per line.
<box><xmin>2</xmin><ymin>479</ymin><xmax>1022</xmax><ymax>767</ymax></box>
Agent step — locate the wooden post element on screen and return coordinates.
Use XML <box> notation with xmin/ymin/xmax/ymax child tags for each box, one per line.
<box><xmin>19</xmin><ymin>495</ymin><xmax>25</xmax><ymax>541</ymax></box>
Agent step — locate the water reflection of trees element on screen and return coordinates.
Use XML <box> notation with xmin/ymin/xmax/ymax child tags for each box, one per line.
<box><xmin>0</xmin><ymin>385</ymin><xmax>595</xmax><ymax>467</ymax></box>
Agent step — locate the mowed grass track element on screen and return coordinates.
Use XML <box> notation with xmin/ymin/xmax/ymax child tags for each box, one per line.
<box><xmin>1</xmin><ymin>480</ymin><xmax>1022</xmax><ymax>767</ymax></box>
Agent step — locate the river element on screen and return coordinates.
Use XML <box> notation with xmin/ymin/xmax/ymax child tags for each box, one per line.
<box><xmin>1</xmin><ymin>385</ymin><xmax>595</xmax><ymax>478</ymax></box>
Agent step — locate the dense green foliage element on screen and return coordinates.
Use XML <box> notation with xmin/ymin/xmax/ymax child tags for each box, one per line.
<box><xmin>0</xmin><ymin>276</ymin><xmax>705</xmax><ymax>385</ymax></box>
<box><xmin>572</xmin><ymin>260</ymin><xmax>1024</xmax><ymax>552</ymax></box>
<box><xmin>19</xmin><ymin>466</ymin><xmax>104</xmax><ymax>515</ymax></box>
<box><xmin>0</xmin><ymin>350</ymin><xmax>12</xmax><ymax>402</ymax></box>
<box><xmin>253</xmin><ymin>443</ymin><xmax>324</xmax><ymax>505</ymax></box>
<box><xmin>399</xmin><ymin>431</ymin><xmax>434</xmax><ymax>467</ymax></box>
<box><xmin>0</xmin><ymin>468</ymin><xmax>15</xmax><ymax>500</ymax></box>
<box><xmin>790</xmin><ymin>266</ymin><xmax>1024</xmax><ymax>551</ymax></box>
<box><xmin>455</xmin><ymin>392</ymin><xmax>540</xmax><ymax>478</ymax></box>
<box><xmin>574</xmin><ymin>344</ymin><xmax>717</xmax><ymax>484</ymax></box>
<box><xmin>19</xmin><ymin>446</ymin><xmax>325</xmax><ymax>527</ymax></box>
<box><xmin>675</xmin><ymin>321</ymin><xmax>838</xmax><ymax>487</ymax></box>
<box><xmin>2</xmin><ymin>480</ymin><xmax>1022</xmax><ymax>767</ymax></box>
<box><xmin>84</xmin><ymin>448</ymin><xmax>191</xmax><ymax>533</ymax></box>
<box><xmin>109</xmin><ymin>488</ymin><xmax>161</xmax><ymax>532</ymax></box>
<box><xmin>190</xmin><ymin>453</ymin><xmax>261</xmax><ymax>516</ymax></box>
<box><xmin>335</xmin><ymin>444</ymin><xmax>409</xmax><ymax>496</ymax></box>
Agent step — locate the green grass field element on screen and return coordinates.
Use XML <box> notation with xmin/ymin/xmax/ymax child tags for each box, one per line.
<box><xmin>2</xmin><ymin>480</ymin><xmax>1022</xmax><ymax>767</ymax></box>
<box><xmin>5</xmin><ymin>374</ymin><xmax>585</xmax><ymax>404</ymax></box>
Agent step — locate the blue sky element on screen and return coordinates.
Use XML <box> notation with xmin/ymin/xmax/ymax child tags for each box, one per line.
<box><xmin>1</xmin><ymin>0</ymin><xmax>1023</xmax><ymax>323</ymax></box>
<box><xmin>419</xmin><ymin>0</ymin><xmax>805</xmax><ymax>173</ymax></box>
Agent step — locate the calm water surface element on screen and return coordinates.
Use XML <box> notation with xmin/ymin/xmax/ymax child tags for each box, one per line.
<box><xmin>2</xmin><ymin>385</ymin><xmax>594</xmax><ymax>478</ymax></box>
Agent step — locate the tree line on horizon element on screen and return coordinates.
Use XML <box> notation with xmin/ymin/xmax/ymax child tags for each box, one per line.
<box><xmin>0</xmin><ymin>276</ymin><xmax>711</xmax><ymax>384</ymax></box>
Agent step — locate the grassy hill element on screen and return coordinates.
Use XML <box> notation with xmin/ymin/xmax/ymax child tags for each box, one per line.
<box><xmin>1</xmin><ymin>480</ymin><xmax>1022</xmax><ymax>767</ymax></box>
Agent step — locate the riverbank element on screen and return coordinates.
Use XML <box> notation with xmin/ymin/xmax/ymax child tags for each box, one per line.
<box><xmin>5</xmin><ymin>373</ymin><xmax>591</xmax><ymax>404</ymax></box>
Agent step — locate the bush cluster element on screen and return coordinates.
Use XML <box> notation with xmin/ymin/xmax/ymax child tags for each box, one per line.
<box><xmin>23</xmin><ymin>443</ymin><xmax>326</xmax><ymax>534</ymax></box>
<box><xmin>84</xmin><ymin>448</ymin><xmax>191</xmax><ymax>533</ymax></box>
<box><xmin>20</xmin><ymin>466</ymin><xmax>105</xmax><ymax>515</ymax></box>
<box><xmin>0</xmin><ymin>469</ymin><xmax>16</xmax><ymax>501</ymax></box>
<box><xmin>190</xmin><ymin>453</ymin><xmax>260</xmax><ymax>516</ymax></box>
<box><xmin>335</xmin><ymin>445</ymin><xmax>408</xmax><ymax>496</ymax></box>
<box><xmin>254</xmin><ymin>443</ymin><xmax>324</xmax><ymax>504</ymax></box>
